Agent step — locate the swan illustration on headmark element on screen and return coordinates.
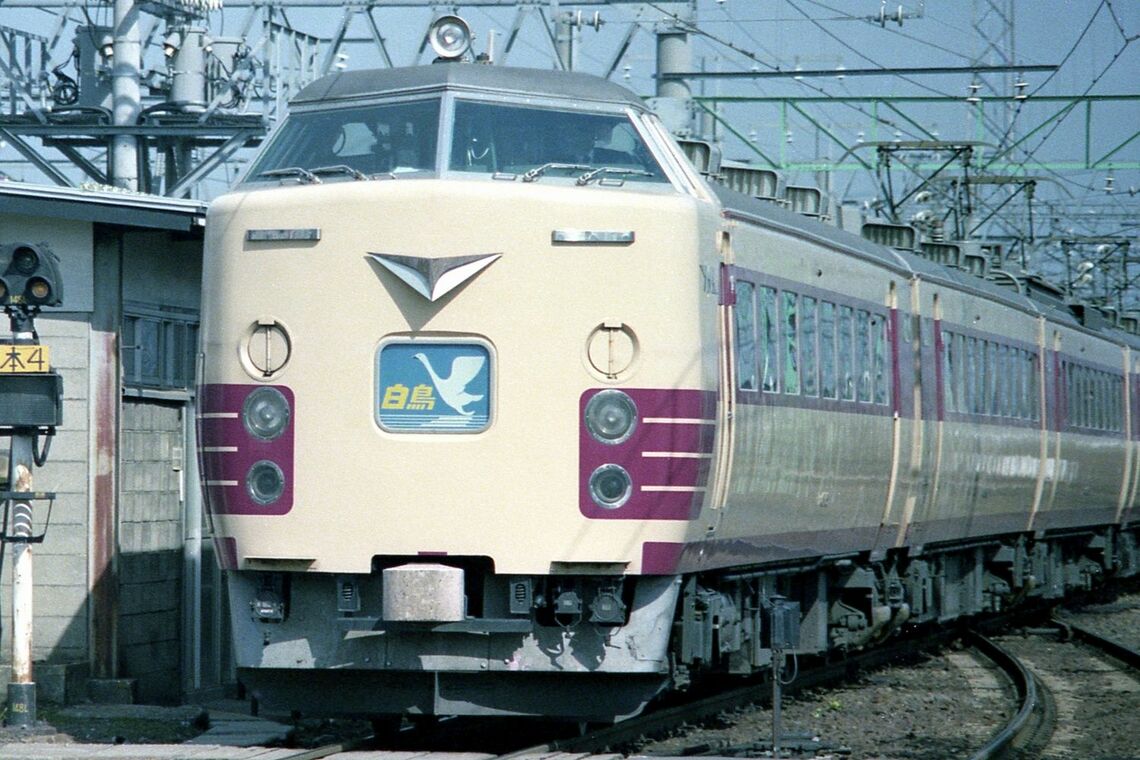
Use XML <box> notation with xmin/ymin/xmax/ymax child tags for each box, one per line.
<box><xmin>413</xmin><ymin>352</ymin><xmax>485</xmax><ymax>416</ymax></box>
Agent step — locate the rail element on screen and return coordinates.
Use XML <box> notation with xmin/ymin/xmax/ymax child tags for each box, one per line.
<box><xmin>965</xmin><ymin>629</ymin><xmax>1038</xmax><ymax>760</ymax></box>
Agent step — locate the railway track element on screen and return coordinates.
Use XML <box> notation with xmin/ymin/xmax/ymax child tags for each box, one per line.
<box><xmin>5</xmin><ymin>596</ymin><xmax>1138</xmax><ymax>760</ymax></box>
<box><xmin>969</xmin><ymin>619</ymin><xmax>1140</xmax><ymax>760</ymax></box>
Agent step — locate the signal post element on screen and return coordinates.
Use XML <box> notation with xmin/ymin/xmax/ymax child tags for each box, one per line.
<box><xmin>0</xmin><ymin>242</ymin><xmax>64</xmax><ymax>728</ymax></box>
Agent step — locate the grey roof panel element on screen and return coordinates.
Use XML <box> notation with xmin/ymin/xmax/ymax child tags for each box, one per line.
<box><xmin>708</xmin><ymin>182</ymin><xmax>1101</xmax><ymax>329</ymax></box>
<box><xmin>0</xmin><ymin>182</ymin><xmax>207</xmax><ymax>231</ymax></box>
<box><xmin>292</xmin><ymin>65</ymin><xmax>647</xmax><ymax>110</ymax></box>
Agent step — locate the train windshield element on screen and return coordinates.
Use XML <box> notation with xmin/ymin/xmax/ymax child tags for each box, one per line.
<box><xmin>244</xmin><ymin>95</ymin><xmax>670</xmax><ymax>187</ymax></box>
<box><xmin>447</xmin><ymin>100</ymin><xmax>669</xmax><ymax>185</ymax></box>
<box><xmin>246</xmin><ymin>98</ymin><xmax>442</xmax><ymax>180</ymax></box>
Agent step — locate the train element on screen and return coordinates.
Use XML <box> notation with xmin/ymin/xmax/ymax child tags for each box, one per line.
<box><xmin>197</xmin><ymin>16</ymin><xmax>1140</xmax><ymax>724</ymax></box>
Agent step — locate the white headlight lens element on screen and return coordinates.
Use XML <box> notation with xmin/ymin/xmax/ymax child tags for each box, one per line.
<box><xmin>585</xmin><ymin>390</ymin><xmax>638</xmax><ymax>445</ymax></box>
<box><xmin>247</xmin><ymin>460</ymin><xmax>285</xmax><ymax>505</ymax></box>
<box><xmin>429</xmin><ymin>15</ymin><xmax>472</xmax><ymax>58</ymax></box>
<box><xmin>589</xmin><ymin>464</ymin><xmax>632</xmax><ymax>509</ymax></box>
<box><xmin>242</xmin><ymin>386</ymin><xmax>290</xmax><ymax>441</ymax></box>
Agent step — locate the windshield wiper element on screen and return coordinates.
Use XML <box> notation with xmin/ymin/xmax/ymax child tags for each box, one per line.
<box><xmin>259</xmin><ymin>167</ymin><xmax>321</xmax><ymax>184</ymax></box>
<box><xmin>310</xmin><ymin>164</ymin><xmax>368</xmax><ymax>180</ymax></box>
<box><xmin>576</xmin><ymin>167</ymin><xmax>654</xmax><ymax>186</ymax></box>
<box><xmin>521</xmin><ymin>162</ymin><xmax>591</xmax><ymax>183</ymax></box>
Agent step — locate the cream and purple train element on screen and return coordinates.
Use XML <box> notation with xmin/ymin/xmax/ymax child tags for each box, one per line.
<box><xmin>198</xmin><ymin>47</ymin><xmax>1140</xmax><ymax>723</ymax></box>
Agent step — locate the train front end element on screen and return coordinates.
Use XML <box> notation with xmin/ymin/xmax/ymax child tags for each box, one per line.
<box><xmin>198</xmin><ymin>61</ymin><xmax>723</xmax><ymax>721</ymax></box>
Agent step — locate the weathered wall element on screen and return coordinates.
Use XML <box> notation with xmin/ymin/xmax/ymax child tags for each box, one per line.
<box><xmin>119</xmin><ymin>399</ymin><xmax>186</xmax><ymax>704</ymax></box>
<box><xmin>0</xmin><ymin>215</ymin><xmax>94</xmax><ymax>697</ymax></box>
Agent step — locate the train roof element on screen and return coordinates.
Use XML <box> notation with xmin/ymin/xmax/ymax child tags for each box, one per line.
<box><xmin>709</xmin><ymin>182</ymin><xmax>1140</xmax><ymax>350</ymax></box>
<box><xmin>292</xmin><ymin>64</ymin><xmax>648</xmax><ymax>111</ymax></box>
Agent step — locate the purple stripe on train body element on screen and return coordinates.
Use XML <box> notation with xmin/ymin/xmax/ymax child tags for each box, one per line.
<box><xmin>580</xmin><ymin>388</ymin><xmax>715</xmax><ymax>520</ymax></box>
<box><xmin>199</xmin><ymin>383</ymin><xmax>295</xmax><ymax>516</ymax></box>
<box><xmin>720</xmin><ymin>262</ymin><xmax>736</xmax><ymax>307</ymax></box>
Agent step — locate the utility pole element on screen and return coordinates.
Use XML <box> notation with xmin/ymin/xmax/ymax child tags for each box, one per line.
<box><xmin>111</xmin><ymin>0</ymin><xmax>143</xmax><ymax>190</ymax></box>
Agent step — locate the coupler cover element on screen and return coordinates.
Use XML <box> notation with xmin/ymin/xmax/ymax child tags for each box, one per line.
<box><xmin>382</xmin><ymin>563</ymin><xmax>465</xmax><ymax>622</ymax></box>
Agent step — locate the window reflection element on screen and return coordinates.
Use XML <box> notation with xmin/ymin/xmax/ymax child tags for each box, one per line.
<box><xmin>450</xmin><ymin>100</ymin><xmax>668</xmax><ymax>181</ymax></box>
<box><xmin>248</xmin><ymin>99</ymin><xmax>441</xmax><ymax>178</ymax></box>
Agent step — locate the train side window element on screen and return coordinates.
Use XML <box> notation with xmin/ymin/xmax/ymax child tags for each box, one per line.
<box><xmin>1000</xmin><ymin>345</ymin><xmax>1013</xmax><ymax>418</ymax></box>
<box><xmin>1082</xmin><ymin>368</ymin><xmax>1092</xmax><ymax>429</ymax></box>
<box><xmin>1114</xmin><ymin>375</ymin><xmax>1124</xmax><ymax>431</ymax></box>
<box><xmin>957</xmin><ymin>334</ymin><xmax>969</xmax><ymax>415</ymax></box>
<box><xmin>873</xmin><ymin>313</ymin><xmax>887</xmax><ymax>406</ymax></box>
<box><xmin>1065</xmin><ymin>361</ymin><xmax>1075</xmax><ymax>428</ymax></box>
<box><xmin>1076</xmin><ymin>365</ymin><xmax>1087</xmax><ymax>428</ymax></box>
<box><xmin>735</xmin><ymin>281</ymin><xmax>758</xmax><ymax>391</ymax></box>
<box><xmin>1091</xmin><ymin>370</ymin><xmax>1099</xmax><ymax>429</ymax></box>
<box><xmin>942</xmin><ymin>329</ymin><xmax>956</xmax><ymax>414</ymax></box>
<box><xmin>1021</xmin><ymin>348</ymin><xmax>1030</xmax><ymax>419</ymax></box>
<box><xmin>995</xmin><ymin>345</ymin><xmax>1005</xmax><ymax>417</ymax></box>
<box><xmin>977</xmin><ymin>340</ymin><xmax>988</xmax><ymax>415</ymax></box>
<box><xmin>1115</xmin><ymin>375</ymin><xmax>1125</xmax><ymax>431</ymax></box>
<box><xmin>801</xmin><ymin>296</ymin><xmax>818</xmax><ymax>397</ymax></box>
<box><xmin>1089</xmin><ymin>369</ymin><xmax>1099</xmax><ymax>429</ymax></box>
<box><xmin>855</xmin><ymin>310</ymin><xmax>872</xmax><ymax>403</ymax></box>
<box><xmin>783</xmin><ymin>291</ymin><xmax>800</xmax><ymax>395</ymax></box>
<box><xmin>820</xmin><ymin>301</ymin><xmax>837</xmax><ymax>399</ymax></box>
<box><xmin>760</xmin><ymin>286</ymin><xmax>778</xmax><ymax>392</ymax></box>
<box><xmin>1108</xmin><ymin>374</ymin><xmax>1118</xmax><ymax>431</ymax></box>
<box><xmin>965</xmin><ymin>337</ymin><xmax>978</xmax><ymax>415</ymax></box>
<box><xmin>1028</xmin><ymin>352</ymin><xmax>1040</xmax><ymax>421</ymax></box>
<box><xmin>975</xmin><ymin>344</ymin><xmax>994</xmax><ymax>417</ymax></box>
<box><xmin>1025</xmin><ymin>350</ymin><xmax>1035</xmax><ymax>420</ymax></box>
<box><xmin>1100</xmin><ymin>372</ymin><xmax>1110</xmax><ymax>430</ymax></box>
<box><xmin>839</xmin><ymin>305</ymin><xmax>855</xmax><ymax>401</ymax></box>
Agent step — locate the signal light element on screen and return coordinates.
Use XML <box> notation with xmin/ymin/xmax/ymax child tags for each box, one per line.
<box><xmin>0</xmin><ymin>242</ymin><xmax>63</xmax><ymax>308</ymax></box>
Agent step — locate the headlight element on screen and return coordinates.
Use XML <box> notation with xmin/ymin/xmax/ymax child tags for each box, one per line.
<box><xmin>589</xmin><ymin>464</ymin><xmax>632</xmax><ymax>509</ymax></box>
<box><xmin>242</xmin><ymin>386</ymin><xmax>290</xmax><ymax>440</ymax></box>
<box><xmin>247</xmin><ymin>460</ymin><xmax>285</xmax><ymax>505</ymax></box>
<box><xmin>584</xmin><ymin>390</ymin><xmax>638</xmax><ymax>445</ymax></box>
<box><xmin>428</xmin><ymin>15</ymin><xmax>472</xmax><ymax>59</ymax></box>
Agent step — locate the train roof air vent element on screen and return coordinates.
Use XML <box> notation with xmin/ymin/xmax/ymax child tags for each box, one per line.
<box><xmin>987</xmin><ymin>269</ymin><xmax>1024</xmax><ymax>294</ymax></box>
<box><xmin>918</xmin><ymin>241</ymin><xmax>962</xmax><ymax>267</ymax></box>
<box><xmin>861</xmin><ymin>222</ymin><xmax>916</xmax><ymax>252</ymax></box>
<box><xmin>720</xmin><ymin>163</ymin><xmax>784</xmax><ymax>202</ymax></box>
<box><xmin>1120</xmin><ymin>311</ymin><xmax>1140</xmax><ymax>335</ymax></box>
<box><xmin>1067</xmin><ymin>301</ymin><xmax>1110</xmax><ymax>330</ymax></box>
<box><xmin>786</xmin><ymin>185</ymin><xmax>827</xmax><ymax>220</ymax></box>
<box><xmin>1023</xmin><ymin>275</ymin><xmax>1066</xmax><ymax>308</ymax></box>
<box><xmin>678</xmin><ymin>139</ymin><xmax>722</xmax><ymax>176</ymax></box>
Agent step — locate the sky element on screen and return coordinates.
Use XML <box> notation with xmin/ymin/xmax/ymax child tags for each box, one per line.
<box><xmin>2</xmin><ymin>0</ymin><xmax>1137</xmax><ymax>295</ymax></box>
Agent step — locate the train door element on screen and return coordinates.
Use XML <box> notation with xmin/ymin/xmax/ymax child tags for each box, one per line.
<box><xmin>874</xmin><ymin>279</ymin><xmax>927</xmax><ymax>551</ymax></box>
<box><xmin>705</xmin><ymin>229</ymin><xmax>737</xmax><ymax>531</ymax></box>
<box><xmin>1120</xmin><ymin>350</ymin><xmax>1139</xmax><ymax>525</ymax></box>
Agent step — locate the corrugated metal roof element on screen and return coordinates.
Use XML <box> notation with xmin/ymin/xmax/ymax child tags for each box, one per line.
<box><xmin>292</xmin><ymin>64</ymin><xmax>647</xmax><ymax>110</ymax></box>
<box><xmin>0</xmin><ymin>182</ymin><xmax>208</xmax><ymax>232</ymax></box>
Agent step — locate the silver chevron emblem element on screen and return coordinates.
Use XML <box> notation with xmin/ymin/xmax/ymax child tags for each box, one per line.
<box><xmin>367</xmin><ymin>252</ymin><xmax>502</xmax><ymax>302</ymax></box>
